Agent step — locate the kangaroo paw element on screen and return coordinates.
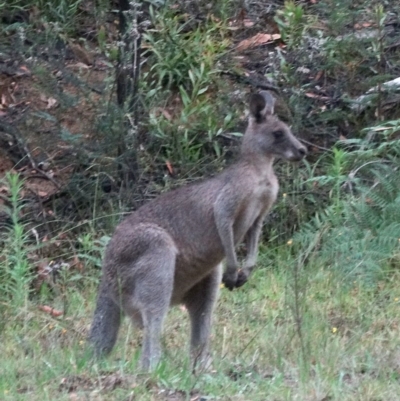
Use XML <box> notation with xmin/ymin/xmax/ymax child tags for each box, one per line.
<box><xmin>222</xmin><ymin>270</ymin><xmax>238</xmax><ymax>291</ymax></box>
<box><xmin>235</xmin><ymin>269</ymin><xmax>249</xmax><ymax>288</ymax></box>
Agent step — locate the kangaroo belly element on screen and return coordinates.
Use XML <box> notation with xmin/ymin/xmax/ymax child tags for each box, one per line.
<box><xmin>171</xmin><ymin>246</ymin><xmax>224</xmax><ymax>304</ymax></box>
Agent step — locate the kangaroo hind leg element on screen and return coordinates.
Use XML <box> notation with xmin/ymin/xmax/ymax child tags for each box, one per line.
<box><xmin>123</xmin><ymin>234</ymin><xmax>177</xmax><ymax>371</ymax></box>
<box><xmin>184</xmin><ymin>263</ymin><xmax>223</xmax><ymax>371</ymax></box>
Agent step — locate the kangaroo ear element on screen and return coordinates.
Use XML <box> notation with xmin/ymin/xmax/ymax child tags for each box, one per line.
<box><xmin>249</xmin><ymin>91</ymin><xmax>275</xmax><ymax>122</ymax></box>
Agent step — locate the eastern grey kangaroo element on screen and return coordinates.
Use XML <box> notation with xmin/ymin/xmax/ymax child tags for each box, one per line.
<box><xmin>88</xmin><ymin>91</ymin><xmax>307</xmax><ymax>371</ymax></box>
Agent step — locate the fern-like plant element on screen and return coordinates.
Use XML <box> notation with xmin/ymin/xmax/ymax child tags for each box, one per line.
<box><xmin>0</xmin><ymin>173</ymin><xmax>32</xmax><ymax>321</ymax></box>
<box><xmin>295</xmin><ymin>119</ymin><xmax>400</xmax><ymax>284</ymax></box>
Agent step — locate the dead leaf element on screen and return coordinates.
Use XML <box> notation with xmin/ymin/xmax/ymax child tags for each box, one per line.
<box><xmin>243</xmin><ymin>19</ymin><xmax>255</xmax><ymax>28</ymax></box>
<box><xmin>46</xmin><ymin>97</ymin><xmax>57</xmax><ymax>109</ymax></box>
<box><xmin>236</xmin><ymin>33</ymin><xmax>281</xmax><ymax>52</ymax></box>
<box><xmin>151</xmin><ymin>107</ymin><xmax>172</xmax><ymax>120</ymax></box>
<box><xmin>15</xmin><ymin>65</ymin><xmax>31</xmax><ymax>76</ymax></box>
<box><xmin>19</xmin><ymin>65</ymin><xmax>30</xmax><ymax>72</ymax></box>
<box><xmin>354</xmin><ymin>22</ymin><xmax>374</xmax><ymax>29</ymax></box>
<box><xmin>160</xmin><ymin>108</ymin><xmax>172</xmax><ymax>120</ymax></box>
<box><xmin>305</xmin><ymin>92</ymin><xmax>319</xmax><ymax>99</ymax></box>
<box><xmin>305</xmin><ymin>92</ymin><xmax>331</xmax><ymax>101</ymax></box>
<box><xmin>38</xmin><ymin>305</ymin><xmax>63</xmax><ymax>317</ymax></box>
<box><xmin>229</xmin><ymin>18</ymin><xmax>255</xmax><ymax>30</ymax></box>
<box><xmin>237</xmin><ymin>7</ymin><xmax>247</xmax><ymax>22</ymax></box>
<box><xmin>314</xmin><ymin>70</ymin><xmax>324</xmax><ymax>81</ymax></box>
<box><xmin>71</xmin><ymin>62</ymin><xmax>90</xmax><ymax>69</ymax></box>
<box><xmin>68</xmin><ymin>42</ymin><xmax>93</xmax><ymax>65</ymax></box>
<box><xmin>71</xmin><ymin>254</ymin><xmax>84</xmax><ymax>271</ymax></box>
<box><xmin>166</xmin><ymin>160</ymin><xmax>173</xmax><ymax>175</ymax></box>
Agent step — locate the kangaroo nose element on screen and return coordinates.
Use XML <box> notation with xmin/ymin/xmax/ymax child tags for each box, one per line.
<box><xmin>298</xmin><ymin>147</ymin><xmax>307</xmax><ymax>157</ymax></box>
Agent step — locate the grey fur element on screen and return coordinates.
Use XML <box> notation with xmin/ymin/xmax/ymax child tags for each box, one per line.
<box><xmin>88</xmin><ymin>91</ymin><xmax>307</xmax><ymax>371</ymax></box>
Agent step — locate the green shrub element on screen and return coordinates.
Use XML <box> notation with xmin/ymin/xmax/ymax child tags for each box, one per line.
<box><xmin>0</xmin><ymin>173</ymin><xmax>32</xmax><ymax>314</ymax></box>
<box><xmin>294</xmin><ymin>119</ymin><xmax>400</xmax><ymax>284</ymax></box>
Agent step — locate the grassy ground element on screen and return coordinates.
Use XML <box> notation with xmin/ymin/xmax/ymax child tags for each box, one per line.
<box><xmin>2</xmin><ymin>247</ymin><xmax>400</xmax><ymax>401</ymax></box>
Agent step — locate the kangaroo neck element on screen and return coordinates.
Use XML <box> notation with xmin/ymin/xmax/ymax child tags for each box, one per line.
<box><xmin>239</xmin><ymin>150</ymin><xmax>275</xmax><ymax>171</ymax></box>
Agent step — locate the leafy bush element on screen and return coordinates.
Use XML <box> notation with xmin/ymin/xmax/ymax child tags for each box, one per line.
<box><xmin>274</xmin><ymin>1</ymin><xmax>310</xmax><ymax>49</ymax></box>
<box><xmin>1</xmin><ymin>0</ymin><xmax>108</xmax><ymax>36</ymax></box>
<box><xmin>142</xmin><ymin>5</ymin><xmax>239</xmax><ymax>164</ymax></box>
<box><xmin>0</xmin><ymin>174</ymin><xmax>32</xmax><ymax>314</ymax></box>
<box><xmin>294</xmin><ymin>119</ymin><xmax>400</xmax><ymax>283</ymax></box>
<box><xmin>143</xmin><ymin>6</ymin><xmax>229</xmax><ymax>90</ymax></box>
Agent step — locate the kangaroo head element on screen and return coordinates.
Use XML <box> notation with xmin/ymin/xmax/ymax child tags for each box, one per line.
<box><xmin>242</xmin><ymin>91</ymin><xmax>307</xmax><ymax>162</ymax></box>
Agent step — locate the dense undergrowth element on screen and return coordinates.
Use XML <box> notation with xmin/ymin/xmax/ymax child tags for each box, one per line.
<box><xmin>1</xmin><ymin>0</ymin><xmax>400</xmax><ymax>399</ymax></box>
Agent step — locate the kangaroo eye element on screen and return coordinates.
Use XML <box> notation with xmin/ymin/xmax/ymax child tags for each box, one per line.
<box><xmin>273</xmin><ymin>130</ymin><xmax>284</xmax><ymax>140</ymax></box>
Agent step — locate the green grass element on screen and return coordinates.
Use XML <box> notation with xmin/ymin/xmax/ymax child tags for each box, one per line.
<box><xmin>2</xmin><ymin>249</ymin><xmax>400</xmax><ymax>401</ymax></box>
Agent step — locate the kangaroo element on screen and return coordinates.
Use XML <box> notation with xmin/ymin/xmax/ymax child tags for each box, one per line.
<box><xmin>88</xmin><ymin>91</ymin><xmax>307</xmax><ymax>371</ymax></box>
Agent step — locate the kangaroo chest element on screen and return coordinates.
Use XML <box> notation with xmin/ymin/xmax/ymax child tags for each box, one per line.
<box><xmin>233</xmin><ymin>177</ymin><xmax>279</xmax><ymax>244</ymax></box>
